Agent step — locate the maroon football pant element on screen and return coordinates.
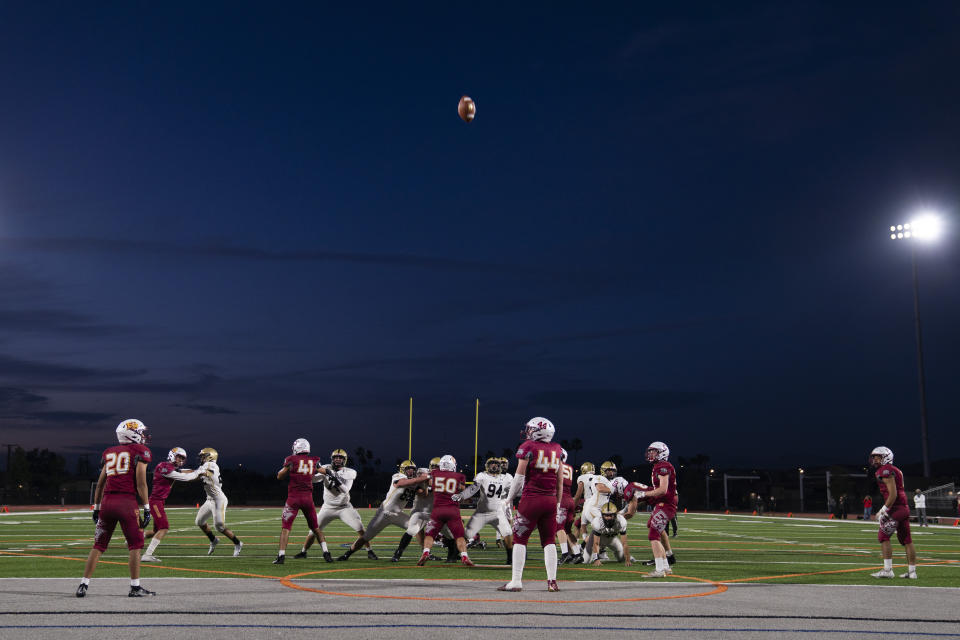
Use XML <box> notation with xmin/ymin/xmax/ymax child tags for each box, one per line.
<box><xmin>281</xmin><ymin>494</ymin><xmax>319</xmax><ymax>531</ymax></box>
<box><xmin>94</xmin><ymin>494</ymin><xmax>144</xmax><ymax>552</ymax></box>
<box><xmin>513</xmin><ymin>494</ymin><xmax>558</xmax><ymax>546</ymax></box>
<box><xmin>426</xmin><ymin>506</ymin><xmax>465</xmax><ymax>539</ymax></box>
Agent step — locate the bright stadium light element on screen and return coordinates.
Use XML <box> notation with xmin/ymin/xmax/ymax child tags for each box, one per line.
<box><xmin>886</xmin><ymin>208</ymin><xmax>948</xmax><ymax>478</ymax></box>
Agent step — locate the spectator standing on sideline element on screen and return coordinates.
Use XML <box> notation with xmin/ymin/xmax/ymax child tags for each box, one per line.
<box><xmin>914</xmin><ymin>489</ymin><xmax>927</xmax><ymax>527</ymax></box>
<box><xmin>863</xmin><ymin>495</ymin><xmax>873</xmax><ymax>520</ymax></box>
<box><xmin>839</xmin><ymin>495</ymin><xmax>847</xmax><ymax>520</ymax></box>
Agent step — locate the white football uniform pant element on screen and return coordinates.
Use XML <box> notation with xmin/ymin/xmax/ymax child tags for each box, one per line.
<box><xmin>585</xmin><ymin>533</ymin><xmax>625</xmax><ymax>560</ymax></box>
<box><xmin>582</xmin><ymin>506</ymin><xmax>601</xmax><ymax>529</ymax></box>
<box><xmin>317</xmin><ymin>503</ymin><xmax>364</xmax><ymax>533</ymax></box>
<box><xmin>405</xmin><ymin>510</ymin><xmax>431</xmax><ymax>536</ymax></box>
<box><xmin>196</xmin><ymin>496</ymin><xmax>229</xmax><ymax>531</ymax></box>
<box><xmin>364</xmin><ymin>508</ymin><xmax>410</xmax><ymax>541</ymax></box>
<box><xmin>465</xmin><ymin>509</ymin><xmax>512</xmax><ymax>539</ymax></box>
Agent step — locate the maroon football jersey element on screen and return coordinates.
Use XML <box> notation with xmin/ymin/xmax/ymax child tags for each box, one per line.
<box><xmin>875</xmin><ymin>463</ymin><xmax>907</xmax><ymax>507</ymax></box>
<box><xmin>516</xmin><ymin>440</ymin><xmax>563</xmax><ymax>497</ymax></box>
<box><xmin>651</xmin><ymin>461</ymin><xmax>678</xmax><ymax>506</ymax></box>
<box><xmin>102</xmin><ymin>443</ymin><xmax>151</xmax><ymax>495</ymax></box>
<box><xmin>560</xmin><ymin>462</ymin><xmax>573</xmax><ymax>499</ymax></box>
<box><xmin>285</xmin><ymin>454</ymin><xmax>322</xmax><ymax>497</ymax></box>
<box><xmin>430</xmin><ymin>470</ymin><xmax>465</xmax><ymax>509</ymax></box>
<box><xmin>149</xmin><ymin>461</ymin><xmax>177</xmax><ymax>501</ymax></box>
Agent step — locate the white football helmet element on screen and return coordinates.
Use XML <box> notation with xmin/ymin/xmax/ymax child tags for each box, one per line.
<box><xmin>523</xmin><ymin>417</ymin><xmax>555</xmax><ymax>442</ymax></box>
<box><xmin>116</xmin><ymin>419</ymin><xmax>148</xmax><ymax>444</ymax></box>
<box><xmin>438</xmin><ymin>454</ymin><xmax>457</xmax><ymax>471</ymax></box>
<box><xmin>292</xmin><ymin>438</ymin><xmax>310</xmax><ymax>454</ymax></box>
<box><xmin>870</xmin><ymin>446</ymin><xmax>893</xmax><ymax>466</ymax></box>
<box><xmin>560</xmin><ymin>448</ymin><xmax>568</xmax><ymax>463</ymax></box>
<box><xmin>611</xmin><ymin>476</ymin><xmax>628</xmax><ymax>497</ymax></box>
<box><xmin>167</xmin><ymin>447</ymin><xmax>187</xmax><ymax>465</ymax></box>
<box><xmin>646</xmin><ymin>441</ymin><xmax>669</xmax><ymax>462</ymax></box>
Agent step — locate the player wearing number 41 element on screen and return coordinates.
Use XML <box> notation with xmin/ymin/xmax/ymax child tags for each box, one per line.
<box><xmin>453</xmin><ymin>457</ymin><xmax>514</xmax><ymax>564</ymax></box>
<box><xmin>498</xmin><ymin>417</ymin><xmax>564</xmax><ymax>593</ymax></box>
<box><xmin>77</xmin><ymin>419</ymin><xmax>156</xmax><ymax>598</ymax></box>
<box><xmin>869</xmin><ymin>446</ymin><xmax>918</xmax><ymax>579</ymax></box>
<box><xmin>273</xmin><ymin>438</ymin><xmax>335</xmax><ymax>564</ymax></box>
<box><xmin>416</xmin><ymin>455</ymin><xmax>475</xmax><ymax>566</ymax></box>
<box><xmin>194</xmin><ymin>447</ymin><xmax>243</xmax><ymax>557</ymax></box>
<box><xmin>141</xmin><ymin>447</ymin><xmax>204</xmax><ymax>562</ymax></box>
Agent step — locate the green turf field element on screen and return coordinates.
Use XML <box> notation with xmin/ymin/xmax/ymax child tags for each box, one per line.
<box><xmin>1</xmin><ymin>508</ymin><xmax>958</xmax><ymax>587</ymax></box>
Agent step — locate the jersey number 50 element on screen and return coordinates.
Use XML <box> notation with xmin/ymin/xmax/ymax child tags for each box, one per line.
<box><xmin>433</xmin><ymin>477</ymin><xmax>458</xmax><ymax>494</ymax></box>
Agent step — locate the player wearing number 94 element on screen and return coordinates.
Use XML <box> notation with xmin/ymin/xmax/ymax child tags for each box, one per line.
<box><xmin>76</xmin><ymin>419</ymin><xmax>156</xmax><ymax>598</ymax></box>
<box><xmin>498</xmin><ymin>417</ymin><xmax>564</xmax><ymax>593</ymax></box>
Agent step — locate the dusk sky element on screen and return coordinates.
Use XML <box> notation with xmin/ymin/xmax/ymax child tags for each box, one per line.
<box><xmin>1</xmin><ymin>2</ymin><xmax>958</xmax><ymax>473</ymax></box>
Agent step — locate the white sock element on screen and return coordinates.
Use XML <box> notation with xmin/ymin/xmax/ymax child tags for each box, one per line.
<box><xmin>80</xmin><ymin>577</ymin><xmax>90</xmax><ymax>586</ymax></box>
<box><xmin>461</xmin><ymin>551</ymin><xmax>468</xmax><ymax>558</ymax></box>
<box><xmin>908</xmin><ymin>564</ymin><xmax>916</xmax><ymax>573</ymax></box>
<box><xmin>510</xmin><ymin>543</ymin><xmax>526</xmax><ymax>585</ymax></box>
<box><xmin>560</xmin><ymin>542</ymin><xmax>569</xmax><ymax>553</ymax></box>
<box><xmin>666</xmin><ymin>550</ymin><xmax>673</xmax><ymax>557</ymax></box>
<box><xmin>655</xmin><ymin>557</ymin><xmax>666</xmax><ymax>571</ymax></box>
<box><xmin>883</xmin><ymin>558</ymin><xmax>892</xmax><ymax>570</ymax></box>
<box><xmin>544</xmin><ymin>545</ymin><xmax>558</xmax><ymax>581</ymax></box>
<box><xmin>571</xmin><ymin>544</ymin><xmax>581</xmax><ymax>555</ymax></box>
<box><xmin>145</xmin><ymin>538</ymin><xmax>161</xmax><ymax>556</ymax></box>
<box><xmin>320</xmin><ymin>541</ymin><xmax>329</xmax><ymax>552</ymax></box>
<box><xmin>130</xmin><ymin>579</ymin><xmax>140</xmax><ymax>587</ymax></box>
<box><xmin>423</xmin><ymin>544</ymin><xmax>432</xmax><ymax>553</ymax></box>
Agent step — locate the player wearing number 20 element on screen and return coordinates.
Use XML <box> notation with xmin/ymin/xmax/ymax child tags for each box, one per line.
<box><xmin>76</xmin><ymin>419</ymin><xmax>155</xmax><ymax>598</ymax></box>
<box><xmin>498</xmin><ymin>417</ymin><xmax>563</xmax><ymax>593</ymax></box>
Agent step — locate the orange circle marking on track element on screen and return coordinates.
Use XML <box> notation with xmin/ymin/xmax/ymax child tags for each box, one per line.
<box><xmin>279</xmin><ymin>565</ymin><xmax>727</xmax><ymax>603</ymax></box>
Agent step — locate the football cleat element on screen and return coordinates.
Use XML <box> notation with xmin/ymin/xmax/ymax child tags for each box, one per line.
<box><xmin>293</xmin><ymin>551</ymin><xmax>307</xmax><ymax>559</ymax></box>
<box><xmin>75</xmin><ymin>583</ymin><xmax>88</xmax><ymax>598</ymax></box>
<box><xmin>497</xmin><ymin>583</ymin><xmax>522</xmax><ymax>592</ymax></box>
<box><xmin>391</xmin><ymin>552</ymin><xmax>402</xmax><ymax>563</ymax></box>
<box><xmin>871</xmin><ymin>568</ymin><xmax>895</xmax><ymax>578</ymax></box>
<box><xmin>367</xmin><ymin>549</ymin><xmax>379</xmax><ymax>560</ymax></box>
<box><xmin>140</xmin><ymin>554</ymin><xmax>161</xmax><ymax>563</ymax></box>
<box><xmin>272</xmin><ymin>554</ymin><xmax>285</xmax><ymax>564</ymax></box>
<box><xmin>128</xmin><ymin>585</ymin><xmax>156</xmax><ymax>597</ymax></box>
<box><xmin>899</xmin><ymin>571</ymin><xmax>918</xmax><ymax>579</ymax></box>
<box><xmin>644</xmin><ymin>570</ymin><xmax>667</xmax><ymax>578</ymax></box>
<box><xmin>642</xmin><ymin>558</ymin><xmax>656</xmax><ymax>566</ymax></box>
<box><xmin>336</xmin><ymin>553</ymin><xmax>351</xmax><ymax>561</ymax></box>
<box><xmin>572</xmin><ymin>554</ymin><xmax>584</xmax><ymax>564</ymax></box>
<box><xmin>547</xmin><ymin>580</ymin><xmax>560</xmax><ymax>592</ymax></box>
<box><xmin>417</xmin><ymin>550</ymin><xmax>430</xmax><ymax>566</ymax></box>
<box><xmin>428</xmin><ymin>552</ymin><xmax>443</xmax><ymax>561</ymax></box>
<box><xmin>560</xmin><ymin>552</ymin><xmax>573</xmax><ymax>565</ymax></box>
<box><xmin>599</xmin><ymin>551</ymin><xmax>610</xmax><ymax>561</ymax></box>
<box><xmin>323</xmin><ymin>551</ymin><xmax>333</xmax><ymax>563</ymax></box>
<box><xmin>461</xmin><ymin>556</ymin><xmax>475</xmax><ymax>567</ymax></box>
<box><xmin>233</xmin><ymin>541</ymin><xmax>243</xmax><ymax>557</ymax></box>
<box><xmin>207</xmin><ymin>537</ymin><xmax>219</xmax><ymax>555</ymax></box>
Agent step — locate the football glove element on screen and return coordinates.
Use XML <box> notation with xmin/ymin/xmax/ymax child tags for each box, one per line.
<box><xmin>452</xmin><ymin>493</ymin><xmax>462</xmax><ymax>502</ymax></box>
<box><xmin>139</xmin><ymin>506</ymin><xmax>151</xmax><ymax>529</ymax></box>
<box><xmin>876</xmin><ymin>505</ymin><xmax>889</xmax><ymax>520</ymax></box>
<box><xmin>325</xmin><ymin>469</ymin><xmax>342</xmax><ymax>492</ymax></box>
<box><xmin>92</xmin><ymin>508</ymin><xmax>100</xmax><ymax>524</ymax></box>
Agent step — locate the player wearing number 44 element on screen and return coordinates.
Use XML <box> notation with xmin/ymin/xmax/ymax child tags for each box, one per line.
<box><xmin>498</xmin><ymin>417</ymin><xmax>564</xmax><ymax>593</ymax></box>
<box><xmin>77</xmin><ymin>419</ymin><xmax>156</xmax><ymax>598</ymax></box>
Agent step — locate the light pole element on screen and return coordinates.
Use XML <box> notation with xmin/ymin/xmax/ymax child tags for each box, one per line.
<box><xmin>798</xmin><ymin>468</ymin><xmax>804</xmax><ymax>513</ymax></box>
<box><xmin>889</xmin><ymin>212</ymin><xmax>942</xmax><ymax>478</ymax></box>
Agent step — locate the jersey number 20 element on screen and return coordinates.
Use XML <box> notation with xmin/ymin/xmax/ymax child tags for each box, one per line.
<box><xmin>104</xmin><ymin>452</ymin><xmax>130</xmax><ymax>476</ymax></box>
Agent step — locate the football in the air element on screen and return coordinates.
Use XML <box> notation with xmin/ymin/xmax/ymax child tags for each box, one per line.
<box><xmin>458</xmin><ymin>95</ymin><xmax>475</xmax><ymax>122</ymax></box>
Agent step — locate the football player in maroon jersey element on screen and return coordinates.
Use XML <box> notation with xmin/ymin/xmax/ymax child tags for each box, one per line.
<box><xmin>273</xmin><ymin>438</ymin><xmax>331</xmax><ymax>564</ymax></box>
<box><xmin>634</xmin><ymin>441</ymin><xmax>678</xmax><ymax>578</ymax></box>
<box><xmin>555</xmin><ymin>448</ymin><xmax>579</xmax><ymax>564</ymax></box>
<box><xmin>498</xmin><ymin>417</ymin><xmax>564</xmax><ymax>593</ymax></box>
<box><xmin>76</xmin><ymin>419</ymin><xmax>155</xmax><ymax>598</ymax></box>
<box><xmin>869</xmin><ymin>446</ymin><xmax>918</xmax><ymax>579</ymax></box>
<box><xmin>141</xmin><ymin>446</ymin><xmax>203</xmax><ymax>562</ymax></box>
<box><xmin>416</xmin><ymin>455</ymin><xmax>474</xmax><ymax>566</ymax></box>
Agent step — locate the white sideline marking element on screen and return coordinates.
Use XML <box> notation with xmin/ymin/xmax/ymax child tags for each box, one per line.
<box><xmin>786</xmin><ymin>524</ymin><xmax>836</xmax><ymax>528</ymax></box>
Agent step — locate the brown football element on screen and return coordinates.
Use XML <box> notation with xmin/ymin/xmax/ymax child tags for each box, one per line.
<box><xmin>458</xmin><ymin>95</ymin><xmax>475</xmax><ymax>122</ymax></box>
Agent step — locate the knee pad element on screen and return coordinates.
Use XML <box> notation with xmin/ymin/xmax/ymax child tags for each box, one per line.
<box><xmin>215</xmin><ymin>523</ymin><xmax>227</xmax><ymax>533</ymax></box>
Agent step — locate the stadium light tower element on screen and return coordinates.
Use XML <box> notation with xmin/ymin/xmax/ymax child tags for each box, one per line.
<box><xmin>889</xmin><ymin>210</ymin><xmax>943</xmax><ymax>478</ymax></box>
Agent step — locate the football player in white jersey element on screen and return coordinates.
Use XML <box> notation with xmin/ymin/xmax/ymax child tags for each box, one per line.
<box><xmin>495</xmin><ymin>457</ymin><xmax>515</xmax><ymax>548</ymax></box>
<box><xmin>194</xmin><ymin>448</ymin><xmax>243</xmax><ymax>556</ymax></box>
<box><xmin>572</xmin><ymin>461</ymin><xmax>611</xmax><ymax>561</ymax></box>
<box><xmin>296</xmin><ymin>448</ymin><xmax>376</xmax><ymax>561</ymax></box>
<box><xmin>392</xmin><ymin>459</ymin><xmax>438</xmax><ymax>562</ymax></box>
<box><xmin>338</xmin><ymin>458</ymin><xmax>429</xmax><ymax>561</ymax></box>
<box><xmin>454</xmin><ymin>457</ymin><xmax>514</xmax><ymax>564</ymax></box>
<box><xmin>586</xmin><ymin>502</ymin><xmax>632</xmax><ymax>566</ymax></box>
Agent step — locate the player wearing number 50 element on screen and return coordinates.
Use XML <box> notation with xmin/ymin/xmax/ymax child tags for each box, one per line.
<box><xmin>416</xmin><ymin>455</ymin><xmax>475</xmax><ymax>567</ymax></box>
<box><xmin>498</xmin><ymin>417</ymin><xmax>564</xmax><ymax>593</ymax></box>
<box><xmin>273</xmin><ymin>438</ymin><xmax>327</xmax><ymax>564</ymax></box>
<box><xmin>76</xmin><ymin>419</ymin><xmax>155</xmax><ymax>598</ymax></box>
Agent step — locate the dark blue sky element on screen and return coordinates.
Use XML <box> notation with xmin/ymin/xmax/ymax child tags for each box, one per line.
<box><xmin>1</xmin><ymin>2</ymin><xmax>958</xmax><ymax>473</ymax></box>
